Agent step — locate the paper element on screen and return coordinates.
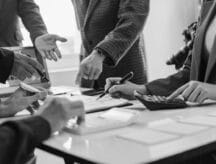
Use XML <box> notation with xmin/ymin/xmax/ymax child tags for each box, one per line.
<box><xmin>50</xmin><ymin>86</ymin><xmax>80</xmax><ymax>95</ymax></box>
<box><xmin>149</xmin><ymin>121</ymin><xmax>208</xmax><ymax>135</ymax></box>
<box><xmin>64</xmin><ymin>95</ymin><xmax>129</xmax><ymax>112</ymax></box>
<box><xmin>180</xmin><ymin>116</ymin><xmax>216</xmax><ymax>126</ymax></box>
<box><xmin>117</xmin><ymin>129</ymin><xmax>178</xmax><ymax>145</ymax></box>
<box><xmin>100</xmin><ymin>108</ymin><xmax>139</xmax><ymax>122</ymax></box>
<box><xmin>65</xmin><ymin>109</ymin><xmax>138</xmax><ymax>135</ymax></box>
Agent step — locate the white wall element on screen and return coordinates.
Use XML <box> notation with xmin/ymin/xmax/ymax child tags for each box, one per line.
<box><xmin>144</xmin><ymin>0</ymin><xmax>200</xmax><ymax>81</ymax></box>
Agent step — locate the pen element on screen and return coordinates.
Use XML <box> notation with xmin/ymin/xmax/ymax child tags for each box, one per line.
<box><xmin>97</xmin><ymin>72</ymin><xmax>134</xmax><ymax>100</ymax></box>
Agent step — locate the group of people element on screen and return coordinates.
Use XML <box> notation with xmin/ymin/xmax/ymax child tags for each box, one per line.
<box><xmin>0</xmin><ymin>0</ymin><xmax>216</xmax><ymax>163</ymax></box>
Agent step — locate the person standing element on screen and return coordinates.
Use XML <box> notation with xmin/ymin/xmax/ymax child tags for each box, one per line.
<box><xmin>72</xmin><ymin>0</ymin><xmax>150</xmax><ymax>89</ymax></box>
<box><xmin>0</xmin><ymin>0</ymin><xmax>67</xmax><ymax>61</ymax></box>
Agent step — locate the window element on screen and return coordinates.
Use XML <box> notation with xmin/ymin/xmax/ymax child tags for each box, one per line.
<box><xmin>21</xmin><ymin>0</ymin><xmax>81</xmax><ymax>72</ymax></box>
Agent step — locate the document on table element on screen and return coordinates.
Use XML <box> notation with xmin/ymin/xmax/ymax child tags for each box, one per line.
<box><xmin>58</xmin><ymin>94</ymin><xmax>130</xmax><ymax>113</ymax></box>
<box><xmin>117</xmin><ymin>129</ymin><xmax>179</xmax><ymax>145</ymax></box>
<box><xmin>179</xmin><ymin>116</ymin><xmax>216</xmax><ymax>127</ymax></box>
<box><xmin>65</xmin><ymin>108</ymin><xmax>140</xmax><ymax>135</ymax></box>
<box><xmin>148</xmin><ymin>120</ymin><xmax>208</xmax><ymax>135</ymax></box>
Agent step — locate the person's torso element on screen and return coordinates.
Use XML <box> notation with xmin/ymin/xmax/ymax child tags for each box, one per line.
<box><xmin>190</xmin><ymin>0</ymin><xmax>216</xmax><ymax>83</ymax></box>
<box><xmin>0</xmin><ymin>0</ymin><xmax>23</xmax><ymax>46</ymax></box>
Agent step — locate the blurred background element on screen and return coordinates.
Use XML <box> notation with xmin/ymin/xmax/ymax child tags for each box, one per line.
<box><xmin>21</xmin><ymin>0</ymin><xmax>200</xmax><ymax>86</ymax></box>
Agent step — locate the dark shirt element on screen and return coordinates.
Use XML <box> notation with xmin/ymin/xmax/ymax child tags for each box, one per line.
<box><xmin>0</xmin><ymin>116</ymin><xmax>51</xmax><ymax>164</ymax></box>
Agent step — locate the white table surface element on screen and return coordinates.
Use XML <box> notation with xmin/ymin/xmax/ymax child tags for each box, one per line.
<box><xmin>42</xmin><ymin>100</ymin><xmax>216</xmax><ymax>164</ymax></box>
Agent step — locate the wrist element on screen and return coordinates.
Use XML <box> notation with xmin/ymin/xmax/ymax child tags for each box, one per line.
<box><xmin>136</xmin><ymin>85</ymin><xmax>147</xmax><ymax>95</ymax></box>
<box><xmin>94</xmin><ymin>49</ymin><xmax>105</xmax><ymax>61</ymax></box>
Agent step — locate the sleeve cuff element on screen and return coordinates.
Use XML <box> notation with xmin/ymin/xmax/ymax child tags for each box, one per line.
<box><xmin>0</xmin><ymin>49</ymin><xmax>14</xmax><ymax>83</ymax></box>
<box><xmin>94</xmin><ymin>47</ymin><xmax>116</xmax><ymax>66</ymax></box>
<box><xmin>20</xmin><ymin>116</ymin><xmax>51</xmax><ymax>143</ymax></box>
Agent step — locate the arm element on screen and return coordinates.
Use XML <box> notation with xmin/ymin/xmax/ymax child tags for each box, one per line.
<box><xmin>0</xmin><ymin>49</ymin><xmax>14</xmax><ymax>83</ymax></box>
<box><xmin>0</xmin><ymin>116</ymin><xmax>51</xmax><ymax>164</ymax></box>
<box><xmin>95</xmin><ymin>0</ymin><xmax>149</xmax><ymax>66</ymax></box>
<box><xmin>18</xmin><ymin>0</ymin><xmax>48</xmax><ymax>43</ymax></box>
<box><xmin>145</xmin><ymin>54</ymin><xmax>192</xmax><ymax>96</ymax></box>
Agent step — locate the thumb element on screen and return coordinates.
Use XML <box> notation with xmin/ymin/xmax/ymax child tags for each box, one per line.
<box><xmin>52</xmin><ymin>34</ymin><xmax>67</xmax><ymax>42</ymax></box>
<box><xmin>75</xmin><ymin>70</ymin><xmax>83</xmax><ymax>85</ymax></box>
<box><xmin>30</xmin><ymin>92</ymin><xmax>47</xmax><ymax>102</ymax></box>
<box><xmin>109</xmin><ymin>85</ymin><xmax>126</xmax><ymax>94</ymax></box>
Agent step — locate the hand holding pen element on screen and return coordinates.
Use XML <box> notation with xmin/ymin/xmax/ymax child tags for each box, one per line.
<box><xmin>97</xmin><ymin>72</ymin><xmax>134</xmax><ymax>100</ymax></box>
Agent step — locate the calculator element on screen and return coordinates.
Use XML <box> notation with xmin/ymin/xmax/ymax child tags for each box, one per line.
<box><xmin>134</xmin><ymin>91</ymin><xmax>187</xmax><ymax>110</ymax></box>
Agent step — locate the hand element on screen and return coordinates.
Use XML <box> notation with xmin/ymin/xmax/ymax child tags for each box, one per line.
<box><xmin>11</xmin><ymin>52</ymin><xmax>44</xmax><ymax>81</ymax></box>
<box><xmin>37</xmin><ymin>97</ymin><xmax>85</xmax><ymax>133</ymax></box>
<box><xmin>35</xmin><ymin>34</ymin><xmax>67</xmax><ymax>61</ymax></box>
<box><xmin>105</xmin><ymin>77</ymin><xmax>146</xmax><ymax>100</ymax></box>
<box><xmin>0</xmin><ymin>88</ymin><xmax>47</xmax><ymax>117</ymax></box>
<box><xmin>76</xmin><ymin>50</ymin><xmax>105</xmax><ymax>85</ymax></box>
<box><xmin>167</xmin><ymin>81</ymin><xmax>216</xmax><ymax>103</ymax></box>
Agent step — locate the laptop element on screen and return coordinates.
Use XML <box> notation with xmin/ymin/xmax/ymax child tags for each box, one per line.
<box><xmin>0</xmin><ymin>47</ymin><xmax>51</xmax><ymax>97</ymax></box>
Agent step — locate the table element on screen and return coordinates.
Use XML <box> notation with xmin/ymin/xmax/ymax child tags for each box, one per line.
<box><xmin>38</xmin><ymin>101</ymin><xmax>216</xmax><ymax>164</ymax></box>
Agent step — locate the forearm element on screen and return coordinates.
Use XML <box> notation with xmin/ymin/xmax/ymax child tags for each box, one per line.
<box><xmin>0</xmin><ymin>49</ymin><xmax>14</xmax><ymax>83</ymax></box>
<box><xmin>95</xmin><ymin>0</ymin><xmax>149</xmax><ymax>66</ymax></box>
<box><xmin>145</xmin><ymin>69</ymin><xmax>190</xmax><ymax>96</ymax></box>
<box><xmin>0</xmin><ymin>116</ymin><xmax>51</xmax><ymax>164</ymax></box>
<box><xmin>18</xmin><ymin>0</ymin><xmax>48</xmax><ymax>43</ymax></box>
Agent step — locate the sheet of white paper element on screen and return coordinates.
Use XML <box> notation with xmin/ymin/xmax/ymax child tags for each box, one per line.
<box><xmin>149</xmin><ymin>121</ymin><xmax>208</xmax><ymax>135</ymax></box>
<box><xmin>180</xmin><ymin>116</ymin><xmax>216</xmax><ymax>126</ymax></box>
<box><xmin>100</xmin><ymin>108</ymin><xmax>139</xmax><ymax>122</ymax></box>
<box><xmin>117</xmin><ymin>129</ymin><xmax>178</xmax><ymax>145</ymax></box>
<box><xmin>62</xmin><ymin>95</ymin><xmax>129</xmax><ymax>112</ymax></box>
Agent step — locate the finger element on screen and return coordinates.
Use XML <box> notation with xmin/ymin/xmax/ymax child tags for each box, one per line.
<box><xmin>187</xmin><ymin>88</ymin><xmax>202</xmax><ymax>102</ymax></box>
<box><xmin>49</xmin><ymin>50</ymin><xmax>58</xmax><ymax>61</ymax></box>
<box><xmin>76</xmin><ymin>108</ymin><xmax>85</xmax><ymax>125</ymax></box>
<box><xmin>109</xmin><ymin>85</ymin><xmax>126</xmax><ymax>94</ymax></box>
<box><xmin>22</xmin><ymin>63</ymin><xmax>37</xmax><ymax>76</ymax></box>
<box><xmin>52</xmin><ymin>34</ymin><xmax>67</xmax><ymax>42</ymax></box>
<box><xmin>83</xmin><ymin>65</ymin><xmax>91</xmax><ymax>79</ymax></box>
<box><xmin>24</xmin><ymin>70</ymin><xmax>33</xmax><ymax>79</ymax></box>
<box><xmin>54</xmin><ymin>47</ymin><xmax>62</xmax><ymax>59</ymax></box>
<box><xmin>197</xmin><ymin>91</ymin><xmax>207</xmax><ymax>104</ymax></box>
<box><xmin>181</xmin><ymin>85</ymin><xmax>197</xmax><ymax>100</ymax></box>
<box><xmin>45</xmin><ymin>51</ymin><xmax>52</xmax><ymax>60</ymax></box>
<box><xmin>105</xmin><ymin>78</ymin><xmax>121</xmax><ymax>91</ymax></box>
<box><xmin>26</xmin><ymin>56</ymin><xmax>44</xmax><ymax>74</ymax></box>
<box><xmin>75</xmin><ymin>70</ymin><xmax>83</xmax><ymax>85</ymax></box>
<box><xmin>110</xmin><ymin>92</ymin><xmax>121</xmax><ymax>99</ymax></box>
<box><xmin>167</xmin><ymin>83</ymin><xmax>189</xmax><ymax>100</ymax></box>
<box><xmin>88</xmin><ymin>67</ymin><xmax>96</xmax><ymax>80</ymax></box>
<box><xmin>93</xmin><ymin>69</ymin><xmax>101</xmax><ymax>80</ymax></box>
